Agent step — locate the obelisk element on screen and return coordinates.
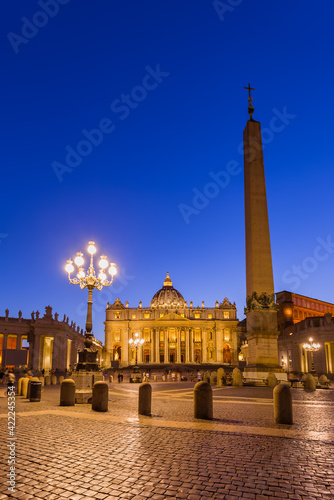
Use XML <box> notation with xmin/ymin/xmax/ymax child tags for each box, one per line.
<box><xmin>242</xmin><ymin>84</ymin><xmax>285</xmax><ymax>381</ymax></box>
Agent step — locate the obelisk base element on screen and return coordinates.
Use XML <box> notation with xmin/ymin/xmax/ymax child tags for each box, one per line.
<box><xmin>242</xmin><ymin>332</ymin><xmax>287</xmax><ymax>384</ymax></box>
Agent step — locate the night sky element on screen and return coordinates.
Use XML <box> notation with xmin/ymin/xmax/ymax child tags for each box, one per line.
<box><xmin>1</xmin><ymin>1</ymin><xmax>334</xmax><ymax>342</ymax></box>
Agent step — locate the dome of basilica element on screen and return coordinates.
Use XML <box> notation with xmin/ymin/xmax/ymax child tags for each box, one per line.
<box><xmin>150</xmin><ymin>273</ymin><xmax>186</xmax><ymax>308</ymax></box>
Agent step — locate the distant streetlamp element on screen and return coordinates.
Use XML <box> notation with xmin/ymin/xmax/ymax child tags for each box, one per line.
<box><xmin>65</xmin><ymin>240</ymin><xmax>117</xmax><ymax>370</ymax></box>
<box><xmin>129</xmin><ymin>333</ymin><xmax>144</xmax><ymax>367</ymax></box>
<box><xmin>303</xmin><ymin>337</ymin><xmax>320</xmax><ymax>375</ymax></box>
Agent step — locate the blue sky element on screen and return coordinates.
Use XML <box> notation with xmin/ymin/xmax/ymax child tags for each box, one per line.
<box><xmin>1</xmin><ymin>0</ymin><xmax>334</xmax><ymax>341</ymax></box>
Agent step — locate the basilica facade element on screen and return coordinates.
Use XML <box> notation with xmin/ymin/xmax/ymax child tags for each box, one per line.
<box><xmin>103</xmin><ymin>273</ymin><xmax>239</xmax><ymax>368</ymax></box>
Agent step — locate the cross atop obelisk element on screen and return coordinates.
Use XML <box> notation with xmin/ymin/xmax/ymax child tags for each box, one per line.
<box><xmin>243</xmin><ymin>83</ymin><xmax>255</xmax><ymax>119</ymax></box>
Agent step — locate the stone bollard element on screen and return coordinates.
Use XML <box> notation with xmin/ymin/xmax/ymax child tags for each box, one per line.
<box><xmin>303</xmin><ymin>373</ymin><xmax>316</xmax><ymax>391</ymax></box>
<box><xmin>194</xmin><ymin>381</ymin><xmax>213</xmax><ymax>420</ymax></box>
<box><xmin>210</xmin><ymin>371</ymin><xmax>217</xmax><ymax>386</ymax></box>
<box><xmin>17</xmin><ymin>377</ymin><xmax>24</xmax><ymax>396</ymax></box>
<box><xmin>273</xmin><ymin>383</ymin><xmax>293</xmax><ymax>424</ymax></box>
<box><xmin>21</xmin><ymin>378</ymin><xmax>29</xmax><ymax>398</ymax></box>
<box><xmin>59</xmin><ymin>376</ymin><xmax>64</xmax><ymax>385</ymax></box>
<box><xmin>162</xmin><ymin>375</ymin><xmax>166</xmax><ymax>381</ymax></box>
<box><xmin>51</xmin><ymin>375</ymin><xmax>57</xmax><ymax>385</ymax></box>
<box><xmin>39</xmin><ymin>376</ymin><xmax>45</xmax><ymax>386</ymax></box>
<box><xmin>109</xmin><ymin>375</ymin><xmax>113</xmax><ymax>383</ymax></box>
<box><xmin>217</xmin><ymin>368</ymin><xmax>226</xmax><ymax>387</ymax></box>
<box><xmin>267</xmin><ymin>372</ymin><xmax>278</xmax><ymax>388</ymax></box>
<box><xmin>318</xmin><ymin>374</ymin><xmax>330</xmax><ymax>388</ymax></box>
<box><xmin>232</xmin><ymin>368</ymin><xmax>243</xmax><ymax>387</ymax></box>
<box><xmin>92</xmin><ymin>381</ymin><xmax>109</xmax><ymax>412</ymax></box>
<box><xmin>45</xmin><ymin>375</ymin><xmax>50</xmax><ymax>386</ymax></box>
<box><xmin>138</xmin><ymin>382</ymin><xmax>152</xmax><ymax>416</ymax></box>
<box><xmin>203</xmin><ymin>371</ymin><xmax>210</xmax><ymax>383</ymax></box>
<box><xmin>60</xmin><ymin>379</ymin><xmax>76</xmax><ymax>406</ymax></box>
<box><xmin>153</xmin><ymin>375</ymin><xmax>157</xmax><ymax>382</ymax></box>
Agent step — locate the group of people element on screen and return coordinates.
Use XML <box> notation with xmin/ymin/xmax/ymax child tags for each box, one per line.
<box><xmin>0</xmin><ymin>369</ymin><xmax>16</xmax><ymax>395</ymax></box>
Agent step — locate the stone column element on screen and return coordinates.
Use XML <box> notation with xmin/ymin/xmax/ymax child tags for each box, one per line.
<box><xmin>176</xmin><ymin>328</ymin><xmax>181</xmax><ymax>363</ymax></box>
<box><xmin>155</xmin><ymin>329</ymin><xmax>160</xmax><ymax>363</ymax></box>
<box><xmin>164</xmin><ymin>329</ymin><xmax>169</xmax><ymax>363</ymax></box>
<box><xmin>185</xmin><ymin>329</ymin><xmax>190</xmax><ymax>363</ymax></box>
<box><xmin>189</xmin><ymin>329</ymin><xmax>193</xmax><ymax>362</ymax></box>
<box><xmin>123</xmin><ymin>328</ymin><xmax>129</xmax><ymax>366</ymax></box>
<box><xmin>16</xmin><ymin>334</ymin><xmax>22</xmax><ymax>350</ymax></box>
<box><xmin>216</xmin><ymin>328</ymin><xmax>222</xmax><ymax>363</ymax></box>
<box><xmin>28</xmin><ymin>332</ymin><xmax>35</xmax><ymax>370</ymax></box>
<box><xmin>104</xmin><ymin>325</ymin><xmax>112</xmax><ymax>367</ymax></box>
<box><xmin>1</xmin><ymin>333</ymin><xmax>7</xmax><ymax>368</ymax></box>
<box><xmin>231</xmin><ymin>327</ymin><xmax>238</xmax><ymax>365</ymax></box>
<box><xmin>57</xmin><ymin>335</ymin><xmax>67</xmax><ymax>372</ymax></box>
<box><xmin>202</xmin><ymin>329</ymin><xmax>207</xmax><ymax>363</ymax></box>
<box><xmin>138</xmin><ymin>343</ymin><xmax>143</xmax><ymax>364</ymax></box>
<box><xmin>51</xmin><ymin>337</ymin><xmax>58</xmax><ymax>371</ymax></box>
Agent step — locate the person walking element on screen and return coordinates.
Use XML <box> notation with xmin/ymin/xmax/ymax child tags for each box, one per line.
<box><xmin>7</xmin><ymin>370</ymin><xmax>16</xmax><ymax>395</ymax></box>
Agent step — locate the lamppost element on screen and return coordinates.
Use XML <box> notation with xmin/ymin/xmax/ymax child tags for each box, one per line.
<box><xmin>65</xmin><ymin>240</ymin><xmax>117</xmax><ymax>371</ymax></box>
<box><xmin>303</xmin><ymin>337</ymin><xmax>320</xmax><ymax>375</ymax></box>
<box><xmin>129</xmin><ymin>333</ymin><xmax>144</xmax><ymax>382</ymax></box>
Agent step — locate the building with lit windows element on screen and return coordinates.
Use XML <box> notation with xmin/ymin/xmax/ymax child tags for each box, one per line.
<box><xmin>276</xmin><ymin>290</ymin><xmax>334</xmax><ymax>331</ymax></box>
<box><xmin>103</xmin><ymin>273</ymin><xmax>239</xmax><ymax>368</ymax></box>
<box><xmin>277</xmin><ymin>291</ymin><xmax>334</xmax><ymax>375</ymax></box>
<box><xmin>0</xmin><ymin>305</ymin><xmax>102</xmax><ymax>372</ymax></box>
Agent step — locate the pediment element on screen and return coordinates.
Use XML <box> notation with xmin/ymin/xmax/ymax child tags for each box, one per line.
<box><xmin>157</xmin><ymin>312</ymin><xmax>189</xmax><ymax>322</ymax></box>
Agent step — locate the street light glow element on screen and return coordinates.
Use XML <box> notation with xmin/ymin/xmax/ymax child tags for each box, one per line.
<box><xmin>87</xmin><ymin>241</ymin><xmax>97</xmax><ymax>255</ymax></box>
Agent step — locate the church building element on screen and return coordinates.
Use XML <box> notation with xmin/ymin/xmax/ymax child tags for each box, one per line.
<box><xmin>103</xmin><ymin>273</ymin><xmax>239</xmax><ymax>368</ymax></box>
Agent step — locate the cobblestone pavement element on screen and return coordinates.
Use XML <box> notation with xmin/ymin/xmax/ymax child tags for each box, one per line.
<box><xmin>0</xmin><ymin>383</ymin><xmax>333</xmax><ymax>500</ymax></box>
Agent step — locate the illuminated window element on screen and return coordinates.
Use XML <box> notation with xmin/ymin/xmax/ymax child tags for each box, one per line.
<box><xmin>180</xmin><ymin>313</ymin><xmax>184</xmax><ymax>317</ymax></box>
<box><xmin>114</xmin><ymin>312</ymin><xmax>120</xmax><ymax>319</ymax></box>
<box><xmin>144</xmin><ymin>313</ymin><xmax>150</xmax><ymax>319</ymax></box>
<box><xmin>224</xmin><ymin>329</ymin><xmax>230</xmax><ymax>341</ymax></box>
<box><xmin>223</xmin><ymin>311</ymin><xmax>229</xmax><ymax>319</ymax></box>
<box><xmin>181</xmin><ymin>331</ymin><xmax>185</xmax><ymax>341</ymax></box>
<box><xmin>132</xmin><ymin>314</ymin><xmax>136</xmax><ymax>319</ymax></box>
<box><xmin>194</xmin><ymin>313</ymin><xmax>200</xmax><ymax>319</ymax></box>
<box><xmin>7</xmin><ymin>336</ymin><xmax>17</xmax><ymax>349</ymax></box>
<box><xmin>208</xmin><ymin>314</ymin><xmax>213</xmax><ymax>319</ymax></box>
<box><xmin>160</xmin><ymin>313</ymin><xmax>164</xmax><ymax>318</ymax></box>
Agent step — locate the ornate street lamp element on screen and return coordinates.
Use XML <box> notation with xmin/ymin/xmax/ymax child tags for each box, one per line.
<box><xmin>303</xmin><ymin>337</ymin><xmax>320</xmax><ymax>375</ymax></box>
<box><xmin>65</xmin><ymin>240</ymin><xmax>117</xmax><ymax>371</ymax></box>
<box><xmin>129</xmin><ymin>333</ymin><xmax>144</xmax><ymax>367</ymax></box>
<box><xmin>129</xmin><ymin>333</ymin><xmax>144</xmax><ymax>383</ymax></box>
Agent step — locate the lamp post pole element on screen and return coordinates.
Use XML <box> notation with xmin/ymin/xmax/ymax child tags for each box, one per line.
<box><xmin>65</xmin><ymin>240</ymin><xmax>117</xmax><ymax>371</ymax></box>
<box><xmin>303</xmin><ymin>337</ymin><xmax>320</xmax><ymax>375</ymax></box>
<box><xmin>129</xmin><ymin>333</ymin><xmax>144</xmax><ymax>382</ymax></box>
